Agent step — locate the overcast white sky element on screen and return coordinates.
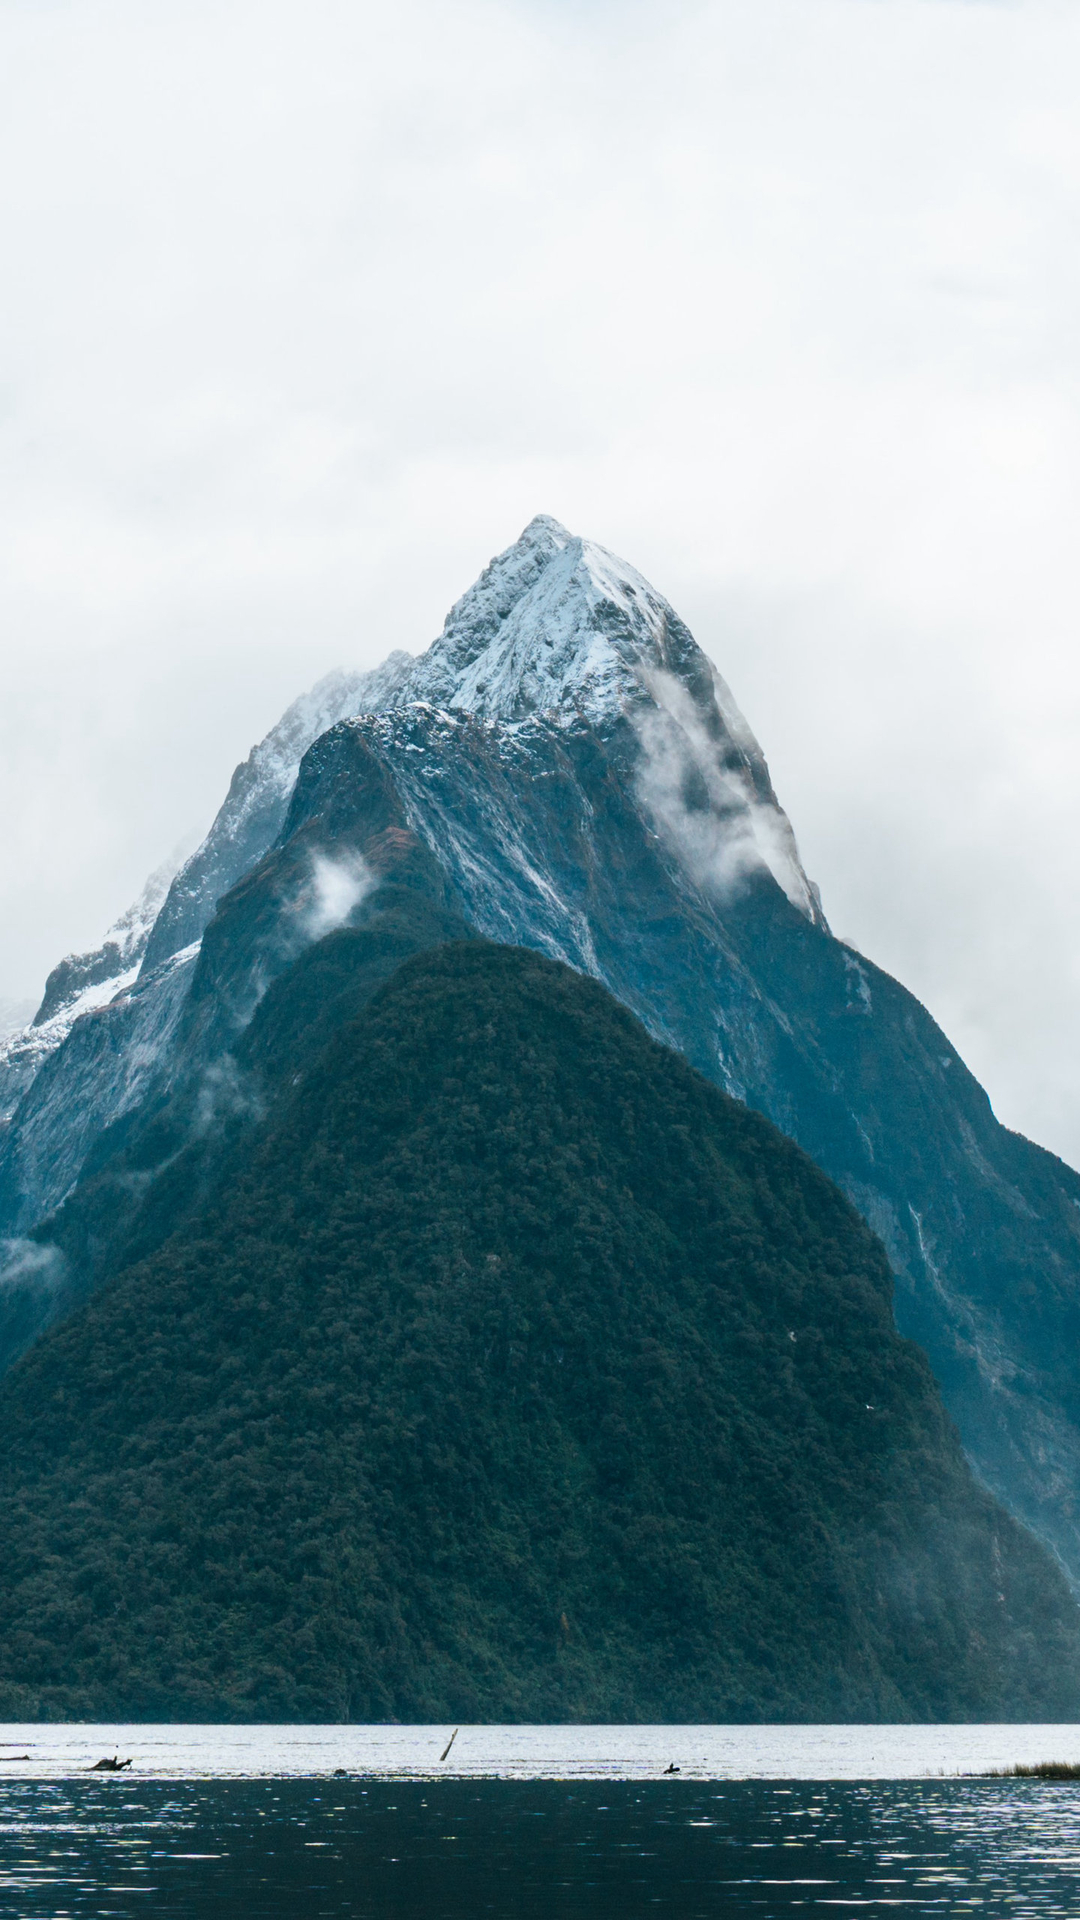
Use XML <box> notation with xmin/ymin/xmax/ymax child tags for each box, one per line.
<box><xmin>3</xmin><ymin>0</ymin><xmax>1080</xmax><ymax>1161</ymax></box>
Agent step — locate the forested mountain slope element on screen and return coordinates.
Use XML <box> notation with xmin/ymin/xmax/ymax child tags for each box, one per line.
<box><xmin>0</xmin><ymin>943</ymin><xmax>1075</xmax><ymax>1725</ymax></box>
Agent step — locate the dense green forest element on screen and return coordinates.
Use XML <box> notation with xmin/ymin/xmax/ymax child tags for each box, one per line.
<box><xmin>0</xmin><ymin>940</ymin><xmax>1077</xmax><ymax>1722</ymax></box>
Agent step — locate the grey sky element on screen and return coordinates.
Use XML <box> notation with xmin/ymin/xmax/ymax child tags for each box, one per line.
<box><xmin>3</xmin><ymin>0</ymin><xmax>1080</xmax><ymax>1160</ymax></box>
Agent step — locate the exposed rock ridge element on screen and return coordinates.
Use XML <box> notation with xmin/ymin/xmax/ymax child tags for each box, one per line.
<box><xmin>0</xmin><ymin>853</ymin><xmax>181</xmax><ymax>1129</ymax></box>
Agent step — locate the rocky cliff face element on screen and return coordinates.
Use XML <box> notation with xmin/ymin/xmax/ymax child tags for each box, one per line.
<box><xmin>4</xmin><ymin>516</ymin><xmax>1080</xmax><ymax>1591</ymax></box>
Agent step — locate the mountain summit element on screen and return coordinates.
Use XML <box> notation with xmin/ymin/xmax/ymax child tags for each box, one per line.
<box><xmin>3</xmin><ymin>519</ymin><xmax>1080</xmax><ymax>1599</ymax></box>
<box><xmin>135</xmin><ymin>514</ymin><xmax>820</xmax><ymax>986</ymax></box>
<box><xmin>406</xmin><ymin>512</ymin><xmax>747</xmax><ymax>728</ymax></box>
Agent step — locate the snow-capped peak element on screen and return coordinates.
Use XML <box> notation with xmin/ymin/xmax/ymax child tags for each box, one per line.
<box><xmin>434</xmin><ymin>514</ymin><xmax>574</xmax><ymax>673</ymax></box>
<box><xmin>401</xmin><ymin>517</ymin><xmax>705</xmax><ymax>726</ymax></box>
<box><xmin>4</xmin><ymin>515</ymin><xmax>822</xmax><ymax>1134</ymax></box>
<box><xmin>375</xmin><ymin>517</ymin><xmax>823</xmax><ymax>925</ymax></box>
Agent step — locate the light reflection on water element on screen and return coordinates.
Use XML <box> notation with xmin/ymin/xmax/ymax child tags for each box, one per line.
<box><xmin>0</xmin><ymin>1729</ymin><xmax>1079</xmax><ymax>1915</ymax></box>
<box><xmin>3</xmin><ymin>1721</ymin><xmax>1080</xmax><ymax>1779</ymax></box>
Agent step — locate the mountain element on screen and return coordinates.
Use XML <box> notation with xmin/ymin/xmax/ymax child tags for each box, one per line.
<box><xmin>4</xmin><ymin>516</ymin><xmax>1080</xmax><ymax>1596</ymax></box>
<box><xmin>141</xmin><ymin>655</ymin><xmax>414</xmax><ymax>974</ymax></box>
<box><xmin>0</xmin><ymin>660</ymin><xmax>413</xmax><ymax>1134</ymax></box>
<box><xmin>0</xmin><ymin>941</ymin><xmax>1077</xmax><ymax>1724</ymax></box>
<box><xmin>0</xmin><ymin>854</ymin><xmax>179</xmax><ymax>1135</ymax></box>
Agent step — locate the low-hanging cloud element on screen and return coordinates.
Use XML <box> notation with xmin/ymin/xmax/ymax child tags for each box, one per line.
<box><xmin>226</xmin><ymin>846</ymin><xmax>380</xmax><ymax>1035</ymax></box>
<box><xmin>194</xmin><ymin>1053</ymin><xmax>266</xmax><ymax>1138</ymax></box>
<box><xmin>632</xmin><ymin>668</ymin><xmax>818</xmax><ymax>920</ymax></box>
<box><xmin>271</xmin><ymin>845</ymin><xmax>380</xmax><ymax>973</ymax></box>
<box><xmin>0</xmin><ymin>1237</ymin><xmax>67</xmax><ymax>1297</ymax></box>
<box><xmin>302</xmin><ymin>850</ymin><xmax>378</xmax><ymax>944</ymax></box>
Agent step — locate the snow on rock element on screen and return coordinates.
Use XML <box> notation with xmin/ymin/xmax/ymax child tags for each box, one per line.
<box><xmin>136</xmin><ymin>514</ymin><xmax>821</xmax><ymax>991</ymax></box>
<box><xmin>383</xmin><ymin>516</ymin><xmax>825</xmax><ymax>925</ymax></box>
<box><xmin>402</xmin><ymin>515</ymin><xmax>704</xmax><ymax>724</ymax></box>
<box><xmin>0</xmin><ymin>943</ymin><xmax>201</xmax><ymax>1232</ymax></box>
<box><xmin>0</xmin><ymin>852</ymin><xmax>183</xmax><ymax>1125</ymax></box>
<box><xmin>34</xmin><ymin>852</ymin><xmax>180</xmax><ymax>1028</ymax></box>
<box><xmin>0</xmin><ymin>965</ymin><xmax>143</xmax><ymax>1127</ymax></box>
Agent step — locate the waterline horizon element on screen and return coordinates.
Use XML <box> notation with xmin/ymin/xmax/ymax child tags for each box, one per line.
<box><xmin>1</xmin><ymin>1721</ymin><xmax>1079</xmax><ymax>1780</ymax></box>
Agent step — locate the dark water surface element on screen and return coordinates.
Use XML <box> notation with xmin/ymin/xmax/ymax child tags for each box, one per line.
<box><xmin>3</xmin><ymin>1775</ymin><xmax>1080</xmax><ymax>1918</ymax></box>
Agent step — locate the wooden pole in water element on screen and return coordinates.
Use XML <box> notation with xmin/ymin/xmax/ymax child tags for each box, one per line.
<box><xmin>439</xmin><ymin>1729</ymin><xmax>459</xmax><ymax>1763</ymax></box>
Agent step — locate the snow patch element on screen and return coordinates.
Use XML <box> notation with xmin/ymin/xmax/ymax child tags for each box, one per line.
<box><xmin>349</xmin><ymin>516</ymin><xmax>822</xmax><ymax>927</ymax></box>
<box><xmin>142</xmin><ymin>654</ymin><xmax>415</xmax><ymax>975</ymax></box>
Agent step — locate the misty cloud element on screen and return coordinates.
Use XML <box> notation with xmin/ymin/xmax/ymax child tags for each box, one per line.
<box><xmin>301</xmin><ymin>851</ymin><xmax>378</xmax><ymax>945</ymax></box>
<box><xmin>0</xmin><ymin>1000</ymin><xmax>35</xmax><ymax>1042</ymax></box>
<box><xmin>230</xmin><ymin>846</ymin><xmax>379</xmax><ymax>1032</ymax></box>
<box><xmin>193</xmin><ymin>1055</ymin><xmax>265</xmax><ymax>1138</ymax></box>
<box><xmin>0</xmin><ymin>1238</ymin><xmax>66</xmax><ymax>1298</ymax></box>
<box><xmin>633</xmin><ymin>668</ymin><xmax>818</xmax><ymax>919</ymax></box>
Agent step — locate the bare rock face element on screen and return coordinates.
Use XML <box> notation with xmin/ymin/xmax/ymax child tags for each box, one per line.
<box><xmin>5</xmin><ymin>517</ymin><xmax>1080</xmax><ymax>1596</ymax></box>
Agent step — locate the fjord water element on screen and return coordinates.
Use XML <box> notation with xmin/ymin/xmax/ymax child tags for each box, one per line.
<box><xmin>3</xmin><ymin>1728</ymin><xmax>1080</xmax><ymax>1916</ymax></box>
